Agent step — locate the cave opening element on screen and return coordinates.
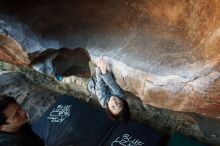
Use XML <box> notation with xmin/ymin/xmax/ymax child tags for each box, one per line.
<box><xmin>29</xmin><ymin>47</ymin><xmax>91</xmax><ymax>78</ymax></box>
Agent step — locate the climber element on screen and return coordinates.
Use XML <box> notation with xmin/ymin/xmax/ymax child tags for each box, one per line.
<box><xmin>0</xmin><ymin>95</ymin><xmax>44</xmax><ymax>146</ymax></box>
<box><xmin>87</xmin><ymin>56</ymin><xmax>130</xmax><ymax>121</ymax></box>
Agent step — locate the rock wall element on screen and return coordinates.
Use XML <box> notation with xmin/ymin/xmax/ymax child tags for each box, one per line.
<box><xmin>0</xmin><ymin>0</ymin><xmax>219</xmax><ymax>119</ymax></box>
<box><xmin>0</xmin><ymin>1</ymin><xmax>220</xmax><ymax>145</ymax></box>
<box><xmin>0</xmin><ymin>34</ymin><xmax>30</xmax><ymax>66</ymax></box>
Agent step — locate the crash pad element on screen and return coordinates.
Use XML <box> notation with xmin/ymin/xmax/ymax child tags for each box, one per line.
<box><xmin>32</xmin><ymin>95</ymin><xmax>165</xmax><ymax>146</ymax></box>
<box><xmin>168</xmin><ymin>132</ymin><xmax>207</xmax><ymax>146</ymax></box>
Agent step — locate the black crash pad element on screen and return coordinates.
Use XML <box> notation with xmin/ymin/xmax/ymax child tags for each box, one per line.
<box><xmin>32</xmin><ymin>95</ymin><xmax>114</xmax><ymax>146</ymax></box>
<box><xmin>100</xmin><ymin>121</ymin><xmax>165</xmax><ymax>146</ymax></box>
<box><xmin>32</xmin><ymin>95</ymin><xmax>165</xmax><ymax>146</ymax></box>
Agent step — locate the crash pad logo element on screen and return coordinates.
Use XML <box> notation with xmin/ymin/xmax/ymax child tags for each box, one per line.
<box><xmin>111</xmin><ymin>134</ymin><xmax>145</xmax><ymax>146</ymax></box>
<box><xmin>47</xmin><ymin>105</ymin><xmax>72</xmax><ymax>123</ymax></box>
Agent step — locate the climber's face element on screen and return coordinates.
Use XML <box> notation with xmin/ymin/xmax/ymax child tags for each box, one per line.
<box><xmin>108</xmin><ymin>96</ymin><xmax>124</xmax><ymax>115</ymax></box>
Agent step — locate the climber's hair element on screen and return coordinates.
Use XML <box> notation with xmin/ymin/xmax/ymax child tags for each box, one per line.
<box><xmin>106</xmin><ymin>97</ymin><xmax>130</xmax><ymax>122</ymax></box>
<box><xmin>0</xmin><ymin>95</ymin><xmax>17</xmax><ymax>126</ymax></box>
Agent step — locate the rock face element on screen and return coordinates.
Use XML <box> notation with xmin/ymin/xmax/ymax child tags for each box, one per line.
<box><xmin>108</xmin><ymin>57</ymin><xmax>220</xmax><ymax>119</ymax></box>
<box><xmin>0</xmin><ymin>1</ymin><xmax>220</xmax><ymax>144</ymax></box>
<box><xmin>0</xmin><ymin>34</ymin><xmax>30</xmax><ymax>66</ymax></box>
<box><xmin>0</xmin><ymin>0</ymin><xmax>219</xmax><ymax>119</ymax></box>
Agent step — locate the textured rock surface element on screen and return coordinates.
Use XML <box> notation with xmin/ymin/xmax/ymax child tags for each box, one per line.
<box><xmin>107</xmin><ymin>57</ymin><xmax>220</xmax><ymax>119</ymax></box>
<box><xmin>0</xmin><ymin>0</ymin><xmax>219</xmax><ymax>118</ymax></box>
<box><xmin>0</xmin><ymin>0</ymin><xmax>220</xmax><ymax>145</ymax></box>
<box><xmin>0</xmin><ymin>34</ymin><xmax>30</xmax><ymax>66</ymax></box>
